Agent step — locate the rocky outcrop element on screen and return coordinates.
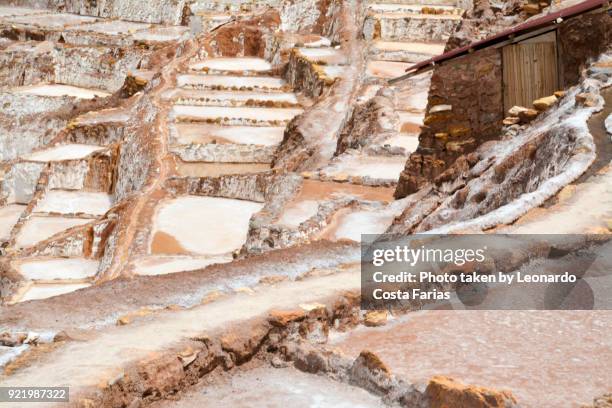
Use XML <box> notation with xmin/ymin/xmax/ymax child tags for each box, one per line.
<box><xmin>273</xmin><ymin>0</ymin><xmax>366</xmax><ymax>171</ymax></box>
<box><xmin>284</xmin><ymin>48</ymin><xmax>336</xmax><ymax>98</ymax></box>
<box><xmin>335</xmin><ymin>88</ymin><xmax>399</xmax><ymax>156</ymax></box>
<box><xmin>195</xmin><ymin>10</ymin><xmax>281</xmax><ymax>60</ymax></box>
<box><xmin>444</xmin><ymin>0</ymin><xmax>525</xmax><ymax>51</ymax></box>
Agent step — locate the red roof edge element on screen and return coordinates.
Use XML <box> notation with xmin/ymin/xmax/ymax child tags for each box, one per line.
<box><xmin>404</xmin><ymin>0</ymin><xmax>609</xmax><ymax>73</ymax></box>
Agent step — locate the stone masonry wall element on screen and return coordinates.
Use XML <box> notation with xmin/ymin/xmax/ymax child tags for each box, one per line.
<box><xmin>395</xmin><ymin>47</ymin><xmax>503</xmax><ymax>198</ymax></box>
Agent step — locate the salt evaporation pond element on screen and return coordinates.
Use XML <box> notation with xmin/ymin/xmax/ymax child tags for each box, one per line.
<box><xmin>330</xmin><ymin>310</ymin><xmax>612</xmax><ymax>408</ymax></box>
<box><xmin>191</xmin><ymin>57</ymin><xmax>272</xmax><ymax>72</ymax></box>
<box><xmin>15</xmin><ymin>258</ymin><xmax>99</xmax><ymax>281</ymax></box>
<box><xmin>133</xmin><ymin>255</ymin><xmax>232</xmax><ymax>276</ymax></box>
<box><xmin>34</xmin><ymin>191</ymin><xmax>111</xmax><ymax>216</ymax></box>
<box><xmin>22</xmin><ymin>144</ymin><xmax>105</xmax><ymax>162</ymax></box>
<box><xmin>13</xmin><ymin>84</ymin><xmax>110</xmax><ymax>99</ymax></box>
<box><xmin>172</xmin><ymin>105</ymin><xmax>303</xmax><ymax>123</ymax></box>
<box><xmin>151</xmin><ymin>196</ymin><xmax>263</xmax><ymax>255</ymax></box>
<box><xmin>173</xmin><ymin>124</ymin><xmax>285</xmax><ymax>146</ymax></box>
<box><xmin>164</xmin><ymin>366</ymin><xmax>383</xmax><ymax>408</ymax></box>
<box><xmin>18</xmin><ymin>283</ymin><xmax>90</xmax><ymax>302</ymax></box>
<box><xmin>15</xmin><ymin>216</ymin><xmax>92</xmax><ymax>248</ymax></box>
<box><xmin>173</xmin><ymin>89</ymin><xmax>298</xmax><ymax>105</ymax></box>
<box><xmin>323</xmin><ymin>154</ymin><xmax>406</xmax><ymax>181</ymax></box>
<box><xmin>0</xmin><ymin>204</ymin><xmax>25</xmax><ymax>240</ymax></box>
<box><xmin>174</xmin><ymin>161</ymin><xmax>270</xmax><ymax>177</ymax></box>
<box><xmin>177</xmin><ymin>74</ymin><xmax>286</xmax><ymax>90</ymax></box>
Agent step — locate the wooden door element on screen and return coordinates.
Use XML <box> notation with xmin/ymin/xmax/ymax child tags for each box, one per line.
<box><xmin>502</xmin><ymin>31</ymin><xmax>559</xmax><ymax>112</ymax></box>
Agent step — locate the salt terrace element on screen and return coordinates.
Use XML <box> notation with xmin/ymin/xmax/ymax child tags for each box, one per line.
<box><xmin>0</xmin><ymin>0</ymin><xmax>611</xmax><ymax>407</ymax></box>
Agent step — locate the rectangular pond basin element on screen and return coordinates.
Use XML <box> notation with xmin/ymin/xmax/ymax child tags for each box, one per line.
<box><xmin>173</xmin><ymin>124</ymin><xmax>285</xmax><ymax>146</ymax></box>
<box><xmin>372</xmin><ymin>40</ymin><xmax>446</xmax><ymax>62</ymax></box>
<box><xmin>275</xmin><ymin>180</ymin><xmax>395</xmax><ymax>228</ymax></box>
<box><xmin>0</xmin><ymin>7</ymin><xmax>48</xmax><ymax>17</ymax></box>
<box><xmin>133</xmin><ymin>255</ymin><xmax>233</xmax><ymax>276</ymax></box>
<box><xmin>74</xmin><ymin>108</ymin><xmax>131</xmax><ymax>125</ymax></box>
<box><xmin>317</xmin><ymin>205</ymin><xmax>401</xmax><ymax>242</ymax></box>
<box><xmin>21</xmin><ymin>144</ymin><xmax>105</xmax><ymax>162</ymax></box>
<box><xmin>170</xmin><ymin>89</ymin><xmax>299</xmax><ymax>106</ymax></box>
<box><xmin>366</xmin><ymin>60</ymin><xmax>411</xmax><ymax>79</ymax></box>
<box><xmin>132</xmin><ymin>26</ymin><xmax>189</xmax><ymax>43</ymax></box>
<box><xmin>369</xmin><ymin>3</ymin><xmax>458</xmax><ymax>13</ymax></box>
<box><xmin>177</xmin><ymin>74</ymin><xmax>287</xmax><ymax>91</ymax></box>
<box><xmin>0</xmin><ymin>204</ymin><xmax>26</xmax><ymax>241</ymax></box>
<box><xmin>151</xmin><ymin>196</ymin><xmax>263</xmax><ymax>256</ymax></box>
<box><xmin>12</xmin><ymin>84</ymin><xmax>111</xmax><ymax>99</ymax></box>
<box><xmin>67</xmin><ymin>20</ymin><xmax>151</xmax><ymax>35</ymax></box>
<box><xmin>330</xmin><ymin>310</ymin><xmax>612</xmax><ymax>408</ymax></box>
<box><xmin>15</xmin><ymin>215</ymin><xmax>92</xmax><ymax>248</ymax></box>
<box><xmin>5</xmin><ymin>13</ymin><xmax>99</xmax><ymax>29</ymax></box>
<box><xmin>322</xmin><ymin>154</ymin><xmax>406</xmax><ymax>182</ymax></box>
<box><xmin>34</xmin><ymin>191</ymin><xmax>112</xmax><ymax>216</ymax></box>
<box><xmin>382</xmin><ymin>133</ymin><xmax>419</xmax><ymax>152</ymax></box>
<box><xmin>13</xmin><ymin>258</ymin><xmax>99</xmax><ymax>282</ymax></box>
<box><xmin>17</xmin><ymin>283</ymin><xmax>91</xmax><ymax>303</ymax></box>
<box><xmin>398</xmin><ymin>111</ymin><xmax>424</xmax><ymax>134</ymax></box>
<box><xmin>190</xmin><ymin>57</ymin><xmax>272</xmax><ymax>72</ymax></box>
<box><xmin>163</xmin><ymin>366</ymin><xmax>383</xmax><ymax>408</ymax></box>
<box><xmin>175</xmin><ymin>161</ymin><xmax>271</xmax><ymax>178</ymax></box>
<box><xmin>172</xmin><ymin>105</ymin><xmax>303</xmax><ymax>124</ymax></box>
<box><xmin>297</xmin><ymin>47</ymin><xmax>347</xmax><ymax>65</ymax></box>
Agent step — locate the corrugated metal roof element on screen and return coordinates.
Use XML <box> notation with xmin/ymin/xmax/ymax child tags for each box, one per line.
<box><xmin>399</xmin><ymin>0</ymin><xmax>609</xmax><ymax>76</ymax></box>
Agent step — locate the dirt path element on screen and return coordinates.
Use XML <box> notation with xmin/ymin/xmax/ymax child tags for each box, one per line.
<box><xmin>0</xmin><ymin>267</ymin><xmax>359</xmax><ymax>406</ymax></box>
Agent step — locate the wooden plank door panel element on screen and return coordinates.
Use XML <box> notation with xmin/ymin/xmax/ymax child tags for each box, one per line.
<box><xmin>503</xmin><ymin>32</ymin><xmax>559</xmax><ymax>112</ymax></box>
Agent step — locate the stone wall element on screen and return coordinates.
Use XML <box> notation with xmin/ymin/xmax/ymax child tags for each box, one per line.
<box><xmin>395</xmin><ymin>47</ymin><xmax>503</xmax><ymax>198</ymax></box>
<box><xmin>195</xmin><ymin>10</ymin><xmax>281</xmax><ymax>60</ymax></box>
<box><xmin>558</xmin><ymin>10</ymin><xmax>612</xmax><ymax>87</ymax></box>
<box><xmin>0</xmin><ymin>0</ymin><xmax>188</xmax><ymax>25</ymax></box>
<box><xmin>0</xmin><ymin>43</ymin><xmax>145</xmax><ymax>93</ymax></box>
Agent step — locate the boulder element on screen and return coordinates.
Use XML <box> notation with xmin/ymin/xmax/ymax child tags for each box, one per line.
<box><xmin>116</xmin><ymin>316</ymin><xmax>130</xmax><ymax>326</ymax></box>
<box><xmin>604</xmin><ymin>114</ymin><xmax>611</xmax><ymax>135</ymax></box>
<box><xmin>503</xmin><ymin>117</ymin><xmax>520</xmax><ymax>126</ymax></box>
<box><xmin>268</xmin><ymin>309</ymin><xmax>306</xmax><ymax>327</ymax></box>
<box><xmin>533</xmin><ymin>95</ymin><xmax>558</xmax><ymax>111</ymax></box>
<box><xmin>426</xmin><ymin>376</ymin><xmax>519</xmax><ymax>408</ymax></box>
<box><xmin>518</xmin><ymin>108</ymin><xmax>539</xmax><ymax>123</ymax></box>
<box><xmin>576</xmin><ymin>92</ymin><xmax>598</xmax><ymax>107</ymax></box>
<box><xmin>523</xmin><ymin>3</ymin><xmax>540</xmax><ymax>14</ymax></box>
<box><xmin>363</xmin><ymin>310</ymin><xmax>388</xmax><ymax>327</ymax></box>
<box><xmin>507</xmin><ymin>105</ymin><xmax>528</xmax><ymax>117</ymax></box>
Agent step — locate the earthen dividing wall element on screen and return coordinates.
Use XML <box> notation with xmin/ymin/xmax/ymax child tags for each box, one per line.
<box><xmin>395</xmin><ymin>47</ymin><xmax>503</xmax><ymax>198</ymax></box>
